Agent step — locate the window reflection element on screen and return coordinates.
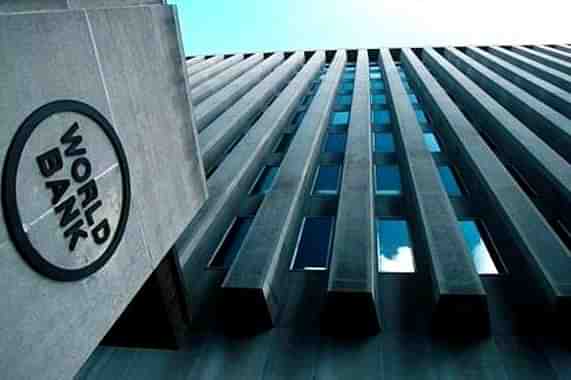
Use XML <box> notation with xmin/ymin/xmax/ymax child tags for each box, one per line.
<box><xmin>376</xmin><ymin>219</ymin><xmax>415</xmax><ymax>273</ymax></box>
<box><xmin>423</xmin><ymin>133</ymin><xmax>441</xmax><ymax>152</ymax></box>
<box><xmin>291</xmin><ymin>217</ymin><xmax>334</xmax><ymax>270</ymax></box>
<box><xmin>374</xmin><ymin>133</ymin><xmax>395</xmax><ymax>153</ymax></box>
<box><xmin>331</xmin><ymin>111</ymin><xmax>350</xmax><ymax>125</ymax></box>
<box><xmin>438</xmin><ymin>166</ymin><xmax>463</xmax><ymax>196</ymax></box>
<box><xmin>324</xmin><ymin>133</ymin><xmax>347</xmax><ymax>153</ymax></box>
<box><xmin>375</xmin><ymin>165</ymin><xmax>402</xmax><ymax>195</ymax></box>
<box><xmin>459</xmin><ymin>220</ymin><xmax>499</xmax><ymax>274</ymax></box>
<box><xmin>250</xmin><ymin>166</ymin><xmax>279</xmax><ymax>195</ymax></box>
<box><xmin>372</xmin><ymin>110</ymin><xmax>391</xmax><ymax>125</ymax></box>
<box><xmin>313</xmin><ymin>165</ymin><xmax>341</xmax><ymax>195</ymax></box>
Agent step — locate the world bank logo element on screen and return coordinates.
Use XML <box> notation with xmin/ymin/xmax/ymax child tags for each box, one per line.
<box><xmin>2</xmin><ymin>100</ymin><xmax>131</xmax><ymax>281</ymax></box>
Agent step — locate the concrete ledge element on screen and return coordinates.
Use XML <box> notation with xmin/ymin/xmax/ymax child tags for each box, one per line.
<box><xmin>189</xmin><ymin>54</ymin><xmax>244</xmax><ymax>89</ymax></box>
<box><xmin>187</xmin><ymin>55</ymin><xmax>223</xmax><ymax>76</ymax></box>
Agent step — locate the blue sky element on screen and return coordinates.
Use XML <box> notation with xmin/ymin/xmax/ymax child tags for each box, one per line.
<box><xmin>168</xmin><ymin>0</ymin><xmax>571</xmax><ymax>56</ymax></box>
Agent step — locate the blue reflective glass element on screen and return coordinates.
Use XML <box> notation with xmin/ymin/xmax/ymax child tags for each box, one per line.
<box><xmin>292</xmin><ymin>217</ymin><xmax>334</xmax><ymax>270</ymax></box>
<box><xmin>324</xmin><ymin>133</ymin><xmax>347</xmax><ymax>153</ymax></box>
<box><xmin>250</xmin><ymin>166</ymin><xmax>279</xmax><ymax>195</ymax></box>
<box><xmin>459</xmin><ymin>220</ymin><xmax>499</xmax><ymax>274</ymax></box>
<box><xmin>345</xmin><ymin>66</ymin><xmax>356</xmax><ymax>72</ymax></box>
<box><xmin>371</xmin><ymin>80</ymin><xmax>385</xmax><ymax>90</ymax></box>
<box><xmin>372</xmin><ymin>109</ymin><xmax>391</xmax><ymax>125</ymax></box>
<box><xmin>341</xmin><ymin>82</ymin><xmax>354</xmax><ymax>91</ymax></box>
<box><xmin>402</xmin><ymin>80</ymin><xmax>412</xmax><ymax>92</ymax></box>
<box><xmin>343</xmin><ymin>72</ymin><xmax>355</xmax><ymax>80</ymax></box>
<box><xmin>376</xmin><ymin>219</ymin><xmax>415</xmax><ymax>273</ymax></box>
<box><xmin>210</xmin><ymin>217</ymin><xmax>254</xmax><ymax>269</ymax></box>
<box><xmin>375</xmin><ymin>165</ymin><xmax>401</xmax><ymax>195</ymax></box>
<box><xmin>313</xmin><ymin>165</ymin><xmax>340</xmax><ymax>195</ymax></box>
<box><xmin>274</xmin><ymin>133</ymin><xmax>293</xmax><ymax>153</ymax></box>
<box><xmin>370</xmin><ymin>66</ymin><xmax>380</xmax><ymax>72</ymax></box>
<box><xmin>374</xmin><ymin>133</ymin><xmax>395</xmax><ymax>153</ymax></box>
<box><xmin>331</xmin><ymin>111</ymin><xmax>350</xmax><ymax>125</ymax></box>
<box><xmin>336</xmin><ymin>95</ymin><xmax>352</xmax><ymax>106</ymax></box>
<box><xmin>416</xmin><ymin>109</ymin><xmax>428</xmax><ymax>124</ymax></box>
<box><xmin>370</xmin><ymin>72</ymin><xmax>382</xmax><ymax>79</ymax></box>
<box><xmin>409</xmin><ymin>94</ymin><xmax>419</xmax><ymax>105</ymax></box>
<box><xmin>423</xmin><ymin>133</ymin><xmax>441</xmax><ymax>152</ymax></box>
<box><xmin>371</xmin><ymin>94</ymin><xmax>387</xmax><ymax>105</ymax></box>
<box><xmin>292</xmin><ymin>110</ymin><xmax>306</xmax><ymax>125</ymax></box>
<box><xmin>438</xmin><ymin>166</ymin><xmax>462</xmax><ymax>196</ymax></box>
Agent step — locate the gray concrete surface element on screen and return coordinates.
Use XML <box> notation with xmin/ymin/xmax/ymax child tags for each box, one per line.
<box><xmin>511</xmin><ymin>46</ymin><xmax>571</xmax><ymax>76</ymax></box>
<box><xmin>189</xmin><ymin>54</ymin><xmax>244</xmax><ymax>89</ymax></box>
<box><xmin>187</xmin><ymin>55</ymin><xmax>223</xmax><ymax>76</ymax></box>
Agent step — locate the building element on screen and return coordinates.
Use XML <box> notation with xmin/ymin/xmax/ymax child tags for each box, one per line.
<box><xmin>73</xmin><ymin>44</ymin><xmax>571</xmax><ymax>379</ymax></box>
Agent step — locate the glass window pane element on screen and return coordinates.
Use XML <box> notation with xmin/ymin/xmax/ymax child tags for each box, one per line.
<box><xmin>402</xmin><ymin>80</ymin><xmax>412</xmax><ymax>92</ymax></box>
<box><xmin>331</xmin><ymin>111</ymin><xmax>350</xmax><ymax>125</ymax></box>
<box><xmin>409</xmin><ymin>94</ymin><xmax>419</xmax><ymax>105</ymax></box>
<box><xmin>374</xmin><ymin>132</ymin><xmax>395</xmax><ymax>153</ymax></box>
<box><xmin>371</xmin><ymin>94</ymin><xmax>387</xmax><ymax>105</ymax></box>
<box><xmin>416</xmin><ymin>109</ymin><xmax>428</xmax><ymax>124</ymax></box>
<box><xmin>423</xmin><ymin>133</ymin><xmax>441</xmax><ymax>152</ymax></box>
<box><xmin>372</xmin><ymin>109</ymin><xmax>391</xmax><ymax>125</ymax></box>
<box><xmin>376</xmin><ymin>219</ymin><xmax>415</xmax><ymax>273</ymax></box>
<box><xmin>341</xmin><ymin>82</ymin><xmax>354</xmax><ymax>91</ymax></box>
<box><xmin>343</xmin><ymin>72</ymin><xmax>355</xmax><ymax>80</ymax></box>
<box><xmin>324</xmin><ymin>133</ymin><xmax>347</xmax><ymax>153</ymax></box>
<box><xmin>336</xmin><ymin>95</ymin><xmax>352</xmax><ymax>106</ymax></box>
<box><xmin>291</xmin><ymin>217</ymin><xmax>334</xmax><ymax>270</ymax></box>
<box><xmin>344</xmin><ymin>66</ymin><xmax>356</xmax><ymax>72</ymax></box>
<box><xmin>438</xmin><ymin>166</ymin><xmax>462</xmax><ymax>196</ymax></box>
<box><xmin>459</xmin><ymin>220</ymin><xmax>499</xmax><ymax>275</ymax></box>
<box><xmin>313</xmin><ymin>165</ymin><xmax>340</xmax><ymax>195</ymax></box>
<box><xmin>210</xmin><ymin>217</ymin><xmax>254</xmax><ymax>269</ymax></box>
<box><xmin>274</xmin><ymin>133</ymin><xmax>293</xmax><ymax>153</ymax></box>
<box><xmin>250</xmin><ymin>166</ymin><xmax>279</xmax><ymax>195</ymax></box>
<box><xmin>370</xmin><ymin>72</ymin><xmax>382</xmax><ymax>79</ymax></box>
<box><xmin>371</xmin><ymin>80</ymin><xmax>385</xmax><ymax>90</ymax></box>
<box><xmin>292</xmin><ymin>110</ymin><xmax>306</xmax><ymax>125</ymax></box>
<box><xmin>376</xmin><ymin>165</ymin><xmax>402</xmax><ymax>195</ymax></box>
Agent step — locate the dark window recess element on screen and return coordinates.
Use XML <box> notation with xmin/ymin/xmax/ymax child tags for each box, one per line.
<box><xmin>291</xmin><ymin>217</ymin><xmax>334</xmax><ymax>270</ymax></box>
<box><xmin>375</xmin><ymin>165</ymin><xmax>402</xmax><ymax>195</ymax></box>
<box><xmin>323</xmin><ymin>133</ymin><xmax>347</xmax><ymax>153</ymax></box>
<box><xmin>506</xmin><ymin>163</ymin><xmax>537</xmax><ymax>198</ymax></box>
<box><xmin>313</xmin><ymin>165</ymin><xmax>341</xmax><ymax>195</ymax></box>
<box><xmin>210</xmin><ymin>217</ymin><xmax>254</xmax><ymax>269</ymax></box>
<box><xmin>374</xmin><ymin>132</ymin><xmax>395</xmax><ymax>153</ymax></box>
<box><xmin>553</xmin><ymin>219</ymin><xmax>571</xmax><ymax>251</ymax></box>
<box><xmin>223</xmin><ymin>133</ymin><xmax>243</xmax><ymax>156</ymax></box>
<box><xmin>274</xmin><ymin>133</ymin><xmax>294</xmax><ymax>153</ymax></box>
<box><xmin>292</xmin><ymin>110</ymin><xmax>306</xmax><ymax>125</ymax></box>
<box><xmin>250</xmin><ymin>166</ymin><xmax>279</xmax><ymax>195</ymax></box>
<box><xmin>438</xmin><ymin>166</ymin><xmax>463</xmax><ymax>196</ymax></box>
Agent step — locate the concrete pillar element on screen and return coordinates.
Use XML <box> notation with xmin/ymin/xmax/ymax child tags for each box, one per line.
<box><xmin>487</xmin><ymin>46</ymin><xmax>571</xmax><ymax>93</ymax></box>
<box><xmin>187</xmin><ymin>55</ymin><xmax>223</xmax><ymax>76</ymax></box>
<box><xmin>191</xmin><ymin>53</ymin><xmax>263</xmax><ymax>105</ymax></box>
<box><xmin>380</xmin><ymin>49</ymin><xmax>488</xmax><ymax>331</ymax></box>
<box><xmin>511</xmin><ymin>46</ymin><xmax>571</xmax><ymax>76</ymax></box>
<box><xmin>443</xmin><ymin>48</ymin><xmax>571</xmax><ymax>162</ymax></box>
<box><xmin>200</xmin><ymin>52</ymin><xmax>305</xmax><ymax>173</ymax></box>
<box><xmin>194</xmin><ymin>53</ymin><xmax>283</xmax><ymax>131</ymax></box>
<box><xmin>533</xmin><ymin>45</ymin><xmax>571</xmax><ymax>63</ymax></box>
<box><xmin>403</xmin><ymin>48</ymin><xmax>571</xmax><ymax>323</ymax></box>
<box><xmin>0</xmin><ymin>3</ymin><xmax>207</xmax><ymax>379</ymax></box>
<box><xmin>189</xmin><ymin>54</ymin><xmax>244</xmax><ymax>89</ymax></box>
<box><xmin>175</xmin><ymin>52</ymin><xmax>325</xmax><ymax>324</ymax></box>
<box><xmin>323</xmin><ymin>49</ymin><xmax>381</xmax><ymax>334</ymax></box>
<box><xmin>186</xmin><ymin>56</ymin><xmax>204</xmax><ymax>68</ymax></box>
<box><xmin>221</xmin><ymin>51</ymin><xmax>347</xmax><ymax>329</ymax></box>
<box><xmin>422</xmin><ymin>48</ymin><xmax>571</xmax><ymax>217</ymax></box>
<box><xmin>465</xmin><ymin>47</ymin><xmax>571</xmax><ymax>118</ymax></box>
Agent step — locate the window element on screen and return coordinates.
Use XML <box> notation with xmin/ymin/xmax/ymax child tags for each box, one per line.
<box><xmin>210</xmin><ymin>217</ymin><xmax>254</xmax><ymax>269</ymax></box>
<box><xmin>458</xmin><ymin>220</ymin><xmax>500</xmax><ymax>274</ymax></box>
<box><xmin>344</xmin><ymin>66</ymin><xmax>356</xmax><ymax>72</ymax></box>
<box><xmin>376</xmin><ymin>219</ymin><xmax>415</xmax><ymax>273</ymax></box>
<box><xmin>402</xmin><ymin>80</ymin><xmax>413</xmax><ymax>93</ymax></box>
<box><xmin>371</xmin><ymin>80</ymin><xmax>385</xmax><ymax>90</ymax></box>
<box><xmin>274</xmin><ymin>133</ymin><xmax>293</xmax><ymax>153</ymax></box>
<box><xmin>370</xmin><ymin>72</ymin><xmax>382</xmax><ymax>79</ymax></box>
<box><xmin>313</xmin><ymin>165</ymin><xmax>341</xmax><ymax>195</ymax></box>
<box><xmin>438</xmin><ymin>166</ymin><xmax>463</xmax><ymax>196</ymax></box>
<box><xmin>250</xmin><ymin>166</ymin><xmax>279</xmax><ymax>195</ymax></box>
<box><xmin>292</xmin><ymin>110</ymin><xmax>306</xmax><ymax>125</ymax></box>
<box><xmin>374</xmin><ymin>132</ymin><xmax>395</xmax><ymax>153</ymax></box>
<box><xmin>331</xmin><ymin>111</ymin><xmax>350</xmax><ymax>125</ymax></box>
<box><xmin>408</xmin><ymin>94</ymin><xmax>419</xmax><ymax>105</ymax></box>
<box><xmin>423</xmin><ymin>133</ymin><xmax>441</xmax><ymax>152</ymax></box>
<box><xmin>370</xmin><ymin>65</ymin><xmax>380</xmax><ymax>72</ymax></box>
<box><xmin>371</xmin><ymin>94</ymin><xmax>387</xmax><ymax>106</ymax></box>
<box><xmin>372</xmin><ymin>110</ymin><xmax>391</xmax><ymax>125</ymax></box>
<box><xmin>416</xmin><ymin>109</ymin><xmax>428</xmax><ymax>124</ymax></box>
<box><xmin>343</xmin><ymin>72</ymin><xmax>355</xmax><ymax>80</ymax></box>
<box><xmin>341</xmin><ymin>82</ymin><xmax>354</xmax><ymax>92</ymax></box>
<box><xmin>291</xmin><ymin>217</ymin><xmax>334</xmax><ymax>270</ymax></box>
<box><xmin>375</xmin><ymin>165</ymin><xmax>402</xmax><ymax>195</ymax></box>
<box><xmin>336</xmin><ymin>95</ymin><xmax>352</xmax><ymax>106</ymax></box>
<box><xmin>324</xmin><ymin>133</ymin><xmax>347</xmax><ymax>153</ymax></box>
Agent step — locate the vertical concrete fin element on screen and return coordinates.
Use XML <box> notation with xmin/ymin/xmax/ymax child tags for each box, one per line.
<box><xmin>199</xmin><ymin>52</ymin><xmax>305</xmax><ymax>172</ymax></box>
<box><xmin>323</xmin><ymin>49</ymin><xmax>381</xmax><ymax>334</ymax></box>
<box><xmin>380</xmin><ymin>48</ymin><xmax>488</xmax><ymax>331</ymax></box>
<box><xmin>221</xmin><ymin>50</ymin><xmax>347</xmax><ymax>329</ymax></box>
<box><xmin>189</xmin><ymin>54</ymin><xmax>244</xmax><ymax>89</ymax></box>
<box><xmin>403</xmin><ymin>48</ymin><xmax>571</xmax><ymax>317</ymax></box>
<box><xmin>533</xmin><ymin>45</ymin><xmax>571</xmax><ymax>63</ymax></box>
<box><xmin>187</xmin><ymin>55</ymin><xmax>223</xmax><ymax>76</ymax></box>
<box><xmin>186</xmin><ymin>56</ymin><xmax>204</xmax><ymax>68</ymax></box>
<box><xmin>511</xmin><ymin>46</ymin><xmax>571</xmax><ymax>76</ymax></box>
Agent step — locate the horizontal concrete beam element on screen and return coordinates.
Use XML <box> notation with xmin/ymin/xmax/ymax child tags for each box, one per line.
<box><xmin>422</xmin><ymin>48</ymin><xmax>571</xmax><ymax>224</ymax></box>
<box><xmin>444</xmin><ymin>47</ymin><xmax>571</xmax><ymax>163</ymax></box>
<box><xmin>194</xmin><ymin>53</ymin><xmax>283</xmax><ymax>130</ymax></box>
<box><xmin>175</xmin><ymin>52</ymin><xmax>325</xmax><ymax>324</ymax></box>
<box><xmin>191</xmin><ymin>54</ymin><xmax>263</xmax><ymax>105</ymax></box>
<box><xmin>465</xmin><ymin>47</ymin><xmax>571</xmax><ymax>118</ymax></box>
<box><xmin>187</xmin><ymin>55</ymin><xmax>223</xmax><ymax>76</ymax></box>
<box><xmin>199</xmin><ymin>52</ymin><xmax>304</xmax><ymax>172</ymax></box>
<box><xmin>487</xmin><ymin>46</ymin><xmax>571</xmax><ymax>93</ymax></box>
<box><xmin>221</xmin><ymin>51</ymin><xmax>347</xmax><ymax>330</ymax></box>
<box><xmin>403</xmin><ymin>48</ymin><xmax>571</xmax><ymax>320</ymax></box>
<box><xmin>511</xmin><ymin>46</ymin><xmax>571</xmax><ymax>76</ymax></box>
<box><xmin>381</xmin><ymin>48</ymin><xmax>488</xmax><ymax>332</ymax></box>
<box><xmin>186</xmin><ymin>56</ymin><xmax>204</xmax><ymax>68</ymax></box>
<box><xmin>324</xmin><ymin>49</ymin><xmax>380</xmax><ymax>335</ymax></box>
<box><xmin>189</xmin><ymin>54</ymin><xmax>243</xmax><ymax>89</ymax></box>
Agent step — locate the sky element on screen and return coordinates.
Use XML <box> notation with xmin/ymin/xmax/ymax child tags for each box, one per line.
<box><xmin>168</xmin><ymin>0</ymin><xmax>571</xmax><ymax>56</ymax></box>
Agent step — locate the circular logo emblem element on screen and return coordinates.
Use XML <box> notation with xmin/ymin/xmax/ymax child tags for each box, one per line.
<box><xmin>2</xmin><ymin>100</ymin><xmax>130</xmax><ymax>281</ymax></box>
